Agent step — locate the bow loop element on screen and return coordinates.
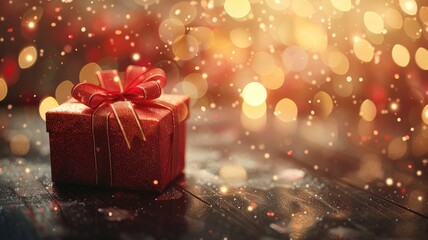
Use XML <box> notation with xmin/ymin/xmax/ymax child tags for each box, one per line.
<box><xmin>72</xmin><ymin>83</ymin><xmax>112</xmax><ymax>109</ymax></box>
<box><xmin>125</xmin><ymin>66</ymin><xmax>167</xmax><ymax>90</ymax></box>
<box><xmin>71</xmin><ymin>65</ymin><xmax>167</xmax><ymax>149</ymax></box>
<box><xmin>72</xmin><ymin>65</ymin><xmax>166</xmax><ymax>108</ymax></box>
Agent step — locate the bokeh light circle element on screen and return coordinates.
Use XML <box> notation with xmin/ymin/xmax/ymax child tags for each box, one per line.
<box><xmin>10</xmin><ymin>134</ymin><xmax>30</xmax><ymax>156</ymax></box>
<box><xmin>353</xmin><ymin>38</ymin><xmax>374</xmax><ymax>62</ymax></box>
<box><xmin>385</xmin><ymin>8</ymin><xmax>403</xmax><ymax>29</ymax></box>
<box><xmin>242</xmin><ymin>82</ymin><xmax>267</xmax><ymax>106</ymax></box>
<box><xmin>242</xmin><ymin>102</ymin><xmax>267</xmax><ymax>119</ymax></box>
<box><xmin>18</xmin><ymin>46</ymin><xmax>37</xmax><ymax>69</ymax></box>
<box><xmin>330</xmin><ymin>0</ymin><xmax>352</xmax><ymax>12</ymax></box>
<box><xmin>189</xmin><ymin>27</ymin><xmax>215</xmax><ymax>51</ymax></box>
<box><xmin>415</xmin><ymin>48</ymin><xmax>428</xmax><ymax>70</ymax></box>
<box><xmin>39</xmin><ymin>96</ymin><xmax>59</xmax><ymax>121</ymax></box>
<box><xmin>230</xmin><ymin>28</ymin><xmax>254</xmax><ymax>48</ymax></box>
<box><xmin>261</xmin><ymin>66</ymin><xmax>285</xmax><ymax>90</ymax></box>
<box><xmin>282</xmin><ymin>46</ymin><xmax>308</xmax><ymax>72</ymax></box>
<box><xmin>159</xmin><ymin>18</ymin><xmax>185</xmax><ymax>44</ymax></box>
<box><xmin>359</xmin><ymin>99</ymin><xmax>377</xmax><ymax>121</ymax></box>
<box><xmin>422</xmin><ymin>105</ymin><xmax>428</xmax><ymax>125</ymax></box>
<box><xmin>252</xmin><ymin>52</ymin><xmax>276</xmax><ymax>76</ymax></box>
<box><xmin>399</xmin><ymin>0</ymin><xmax>417</xmax><ymax>16</ymax></box>
<box><xmin>275</xmin><ymin>98</ymin><xmax>298</xmax><ymax>122</ymax></box>
<box><xmin>0</xmin><ymin>77</ymin><xmax>7</xmax><ymax>101</ymax></box>
<box><xmin>55</xmin><ymin>80</ymin><xmax>74</xmax><ymax>104</ymax></box>
<box><xmin>182</xmin><ymin>73</ymin><xmax>208</xmax><ymax>99</ymax></box>
<box><xmin>364</xmin><ymin>11</ymin><xmax>384</xmax><ymax>34</ymax></box>
<box><xmin>392</xmin><ymin>44</ymin><xmax>410</xmax><ymax>67</ymax></box>
<box><xmin>313</xmin><ymin>91</ymin><xmax>333</xmax><ymax>117</ymax></box>
<box><xmin>172</xmin><ymin>35</ymin><xmax>199</xmax><ymax>60</ymax></box>
<box><xmin>224</xmin><ymin>0</ymin><xmax>251</xmax><ymax>19</ymax></box>
<box><xmin>79</xmin><ymin>62</ymin><xmax>101</xmax><ymax>84</ymax></box>
<box><xmin>265</xmin><ymin>0</ymin><xmax>289</xmax><ymax>11</ymax></box>
<box><xmin>169</xmin><ymin>2</ymin><xmax>197</xmax><ymax>24</ymax></box>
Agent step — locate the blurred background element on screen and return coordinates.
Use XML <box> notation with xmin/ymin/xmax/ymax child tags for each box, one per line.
<box><xmin>1</xmin><ymin>0</ymin><xmax>428</xmax><ymax>214</ymax></box>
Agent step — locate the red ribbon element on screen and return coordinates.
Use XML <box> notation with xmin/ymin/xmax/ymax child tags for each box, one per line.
<box><xmin>71</xmin><ymin>65</ymin><xmax>173</xmax><ymax>187</ymax></box>
<box><xmin>72</xmin><ymin>65</ymin><xmax>167</xmax><ymax>149</ymax></box>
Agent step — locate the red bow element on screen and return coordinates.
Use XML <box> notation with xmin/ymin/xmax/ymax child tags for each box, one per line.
<box><xmin>72</xmin><ymin>65</ymin><xmax>167</xmax><ymax>149</ymax></box>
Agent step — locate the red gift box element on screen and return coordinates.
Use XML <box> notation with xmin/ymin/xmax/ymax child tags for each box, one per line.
<box><xmin>46</xmin><ymin>66</ymin><xmax>189</xmax><ymax>192</ymax></box>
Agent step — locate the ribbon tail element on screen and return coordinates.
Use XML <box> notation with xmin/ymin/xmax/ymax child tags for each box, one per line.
<box><xmin>110</xmin><ymin>101</ymin><xmax>146</xmax><ymax>149</ymax></box>
<box><xmin>92</xmin><ymin>105</ymin><xmax>114</xmax><ymax>186</ymax></box>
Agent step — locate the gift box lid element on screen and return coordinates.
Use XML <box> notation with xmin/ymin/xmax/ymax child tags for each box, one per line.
<box><xmin>46</xmin><ymin>94</ymin><xmax>189</xmax><ymax>137</ymax></box>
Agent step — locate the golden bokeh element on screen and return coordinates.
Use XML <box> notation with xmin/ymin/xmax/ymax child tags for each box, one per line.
<box><xmin>265</xmin><ymin>0</ymin><xmax>289</xmax><ymax>11</ymax></box>
<box><xmin>224</xmin><ymin>0</ymin><xmax>251</xmax><ymax>19</ymax></box>
<box><xmin>242</xmin><ymin>102</ymin><xmax>266</xmax><ymax>119</ymax></box>
<box><xmin>387</xmin><ymin>137</ymin><xmax>407</xmax><ymax>160</ymax></box>
<box><xmin>18</xmin><ymin>46</ymin><xmax>38</xmax><ymax>69</ymax></box>
<box><xmin>282</xmin><ymin>46</ymin><xmax>308</xmax><ymax>72</ymax></box>
<box><xmin>0</xmin><ymin>77</ymin><xmax>7</xmax><ymax>101</ymax></box>
<box><xmin>251</xmin><ymin>52</ymin><xmax>276</xmax><ymax>76</ymax></box>
<box><xmin>384</xmin><ymin>8</ymin><xmax>403</xmax><ymax>29</ymax></box>
<box><xmin>415</xmin><ymin>47</ymin><xmax>428</xmax><ymax>70</ymax></box>
<box><xmin>169</xmin><ymin>2</ymin><xmax>197</xmax><ymax>24</ymax></box>
<box><xmin>325</xmin><ymin>50</ymin><xmax>349</xmax><ymax>75</ymax></box>
<box><xmin>364</xmin><ymin>11</ymin><xmax>384</xmax><ymax>34</ymax></box>
<box><xmin>21</xmin><ymin>6</ymin><xmax>43</xmax><ymax>28</ymax></box>
<box><xmin>39</xmin><ymin>96</ymin><xmax>59</xmax><ymax>121</ymax></box>
<box><xmin>275</xmin><ymin>98</ymin><xmax>298</xmax><ymax>123</ymax></box>
<box><xmin>392</xmin><ymin>44</ymin><xmax>410</xmax><ymax>67</ymax></box>
<box><xmin>353</xmin><ymin>37</ymin><xmax>374</xmax><ymax>63</ymax></box>
<box><xmin>55</xmin><ymin>80</ymin><xmax>74</xmax><ymax>104</ymax></box>
<box><xmin>422</xmin><ymin>105</ymin><xmax>428</xmax><ymax>125</ymax></box>
<box><xmin>10</xmin><ymin>134</ymin><xmax>30</xmax><ymax>156</ymax></box>
<box><xmin>359</xmin><ymin>99</ymin><xmax>377</xmax><ymax>121</ymax></box>
<box><xmin>294</xmin><ymin>19</ymin><xmax>327</xmax><ymax>52</ymax></box>
<box><xmin>313</xmin><ymin>91</ymin><xmax>333</xmax><ymax>117</ymax></box>
<box><xmin>230</xmin><ymin>27</ymin><xmax>254</xmax><ymax>48</ymax></box>
<box><xmin>403</xmin><ymin>17</ymin><xmax>422</xmax><ymax>39</ymax></box>
<box><xmin>79</xmin><ymin>62</ymin><xmax>101</xmax><ymax>84</ymax></box>
<box><xmin>399</xmin><ymin>0</ymin><xmax>417</xmax><ymax>16</ymax></box>
<box><xmin>291</xmin><ymin>0</ymin><xmax>314</xmax><ymax>18</ymax></box>
<box><xmin>182</xmin><ymin>73</ymin><xmax>208</xmax><ymax>99</ymax></box>
<box><xmin>329</xmin><ymin>0</ymin><xmax>352</xmax><ymax>12</ymax></box>
<box><xmin>219</xmin><ymin>164</ymin><xmax>248</xmax><ymax>180</ymax></box>
<box><xmin>189</xmin><ymin>27</ymin><xmax>215</xmax><ymax>51</ymax></box>
<box><xmin>261</xmin><ymin>66</ymin><xmax>285</xmax><ymax>90</ymax></box>
<box><xmin>242</xmin><ymin>82</ymin><xmax>267</xmax><ymax>106</ymax></box>
<box><xmin>172</xmin><ymin>34</ymin><xmax>199</xmax><ymax>60</ymax></box>
<box><xmin>158</xmin><ymin>18</ymin><xmax>185</xmax><ymax>44</ymax></box>
<box><xmin>420</xmin><ymin>7</ymin><xmax>428</xmax><ymax>25</ymax></box>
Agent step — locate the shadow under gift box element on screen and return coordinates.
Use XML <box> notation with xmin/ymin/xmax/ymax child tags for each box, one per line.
<box><xmin>46</xmin><ymin>94</ymin><xmax>189</xmax><ymax>192</ymax></box>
